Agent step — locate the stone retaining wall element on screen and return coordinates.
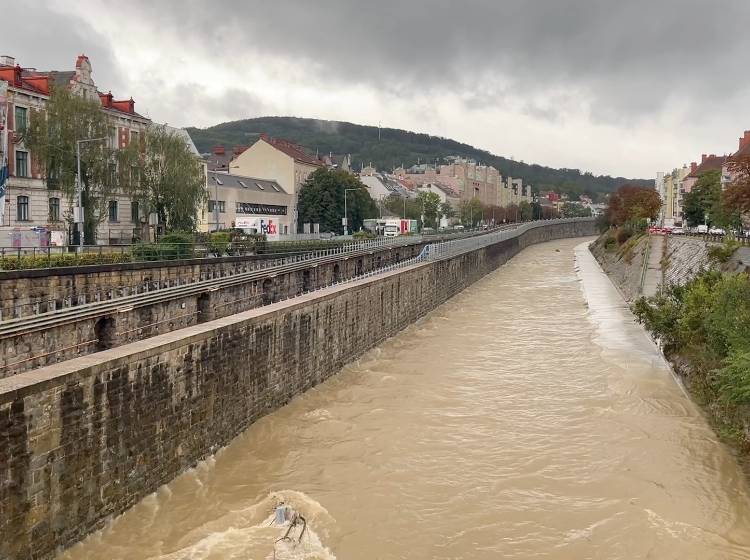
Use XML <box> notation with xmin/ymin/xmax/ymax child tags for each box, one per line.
<box><xmin>0</xmin><ymin>243</ymin><xmax>426</xmax><ymax>378</ymax></box>
<box><xmin>0</xmin><ymin>219</ymin><xmax>596</xmax><ymax>560</ymax></box>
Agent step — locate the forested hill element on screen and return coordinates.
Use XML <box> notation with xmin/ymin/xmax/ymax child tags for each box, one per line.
<box><xmin>186</xmin><ymin>116</ymin><xmax>650</xmax><ymax>197</ymax></box>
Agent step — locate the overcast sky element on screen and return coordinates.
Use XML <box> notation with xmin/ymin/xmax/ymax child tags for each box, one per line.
<box><xmin>6</xmin><ymin>0</ymin><xmax>750</xmax><ymax>177</ymax></box>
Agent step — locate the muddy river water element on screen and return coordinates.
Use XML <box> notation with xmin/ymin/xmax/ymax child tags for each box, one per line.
<box><xmin>61</xmin><ymin>237</ymin><xmax>750</xmax><ymax>559</ymax></box>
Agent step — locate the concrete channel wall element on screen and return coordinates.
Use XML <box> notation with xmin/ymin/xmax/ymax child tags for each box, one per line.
<box><xmin>0</xmin><ymin>242</ymin><xmax>429</xmax><ymax>377</ymax></box>
<box><xmin>0</xmin><ymin>219</ymin><xmax>596</xmax><ymax>560</ymax></box>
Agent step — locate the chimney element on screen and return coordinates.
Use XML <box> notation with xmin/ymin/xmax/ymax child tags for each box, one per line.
<box><xmin>740</xmin><ymin>131</ymin><xmax>750</xmax><ymax>151</ymax></box>
<box><xmin>213</xmin><ymin>145</ymin><xmax>225</xmax><ymax>155</ymax></box>
<box><xmin>690</xmin><ymin>162</ymin><xmax>698</xmax><ymax>173</ymax></box>
<box><xmin>0</xmin><ymin>55</ymin><xmax>15</xmax><ymax>67</ymax></box>
<box><xmin>701</xmin><ymin>154</ymin><xmax>707</xmax><ymax>163</ymax></box>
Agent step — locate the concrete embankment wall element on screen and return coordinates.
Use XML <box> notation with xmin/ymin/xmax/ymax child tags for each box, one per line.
<box><xmin>590</xmin><ymin>233</ymin><xmax>719</xmax><ymax>300</ymax></box>
<box><xmin>0</xmin><ymin>219</ymin><xmax>596</xmax><ymax>560</ymax></box>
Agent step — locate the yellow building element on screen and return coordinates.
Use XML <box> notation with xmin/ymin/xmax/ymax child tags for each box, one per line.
<box><xmin>229</xmin><ymin>134</ymin><xmax>324</xmax><ymax>227</ymax></box>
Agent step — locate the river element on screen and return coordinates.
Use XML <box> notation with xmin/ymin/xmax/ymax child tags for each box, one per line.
<box><xmin>60</xmin><ymin>237</ymin><xmax>750</xmax><ymax>560</ymax></box>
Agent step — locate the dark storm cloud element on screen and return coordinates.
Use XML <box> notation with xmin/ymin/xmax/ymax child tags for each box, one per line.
<box><xmin>4</xmin><ymin>1</ymin><xmax>124</xmax><ymax>94</ymax></box>
<box><xmin>125</xmin><ymin>0</ymin><xmax>750</xmax><ymax>124</ymax></box>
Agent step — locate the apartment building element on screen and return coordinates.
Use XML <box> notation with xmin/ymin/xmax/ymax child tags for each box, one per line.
<box><xmin>0</xmin><ymin>54</ymin><xmax>152</xmax><ymax>244</ymax></box>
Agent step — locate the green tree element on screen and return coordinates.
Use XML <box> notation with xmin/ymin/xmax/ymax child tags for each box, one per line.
<box><xmin>560</xmin><ymin>202</ymin><xmax>593</xmax><ymax>218</ymax></box>
<box><xmin>122</xmin><ymin>125</ymin><xmax>207</xmax><ymax>233</ymax></box>
<box><xmin>297</xmin><ymin>168</ymin><xmax>377</xmax><ymax>234</ymax></box>
<box><xmin>26</xmin><ymin>86</ymin><xmax>126</xmax><ymax>244</ymax></box>
<box><xmin>383</xmin><ymin>194</ymin><xmax>422</xmax><ymax>222</ymax></box>
<box><xmin>683</xmin><ymin>170</ymin><xmax>730</xmax><ymax>228</ymax></box>
<box><xmin>440</xmin><ymin>201</ymin><xmax>456</xmax><ymax>221</ymax></box>
<box><xmin>416</xmin><ymin>191</ymin><xmax>441</xmax><ymax>228</ymax></box>
<box><xmin>459</xmin><ymin>197</ymin><xmax>483</xmax><ymax>227</ymax></box>
<box><xmin>519</xmin><ymin>200</ymin><xmax>533</xmax><ymax>221</ymax></box>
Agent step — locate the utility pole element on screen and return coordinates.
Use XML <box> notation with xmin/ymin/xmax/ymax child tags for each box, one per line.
<box><xmin>75</xmin><ymin>137</ymin><xmax>106</xmax><ymax>250</ymax></box>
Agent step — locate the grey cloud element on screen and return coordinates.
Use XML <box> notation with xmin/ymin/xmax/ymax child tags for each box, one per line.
<box><xmin>124</xmin><ymin>0</ymin><xmax>750</xmax><ymax>123</ymax></box>
<box><xmin>5</xmin><ymin>1</ymin><xmax>125</xmax><ymax>95</ymax></box>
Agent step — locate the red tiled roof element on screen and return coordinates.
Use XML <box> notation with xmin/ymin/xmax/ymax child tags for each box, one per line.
<box><xmin>687</xmin><ymin>154</ymin><xmax>728</xmax><ymax>178</ymax></box>
<box><xmin>260</xmin><ymin>133</ymin><xmax>324</xmax><ymax>167</ymax></box>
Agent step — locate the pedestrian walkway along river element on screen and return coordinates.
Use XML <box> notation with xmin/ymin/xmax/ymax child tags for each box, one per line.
<box><xmin>60</xmin><ymin>237</ymin><xmax>750</xmax><ymax>560</ymax></box>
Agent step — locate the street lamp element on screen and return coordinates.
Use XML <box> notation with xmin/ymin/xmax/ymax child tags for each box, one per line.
<box><xmin>75</xmin><ymin>137</ymin><xmax>106</xmax><ymax>250</ymax></box>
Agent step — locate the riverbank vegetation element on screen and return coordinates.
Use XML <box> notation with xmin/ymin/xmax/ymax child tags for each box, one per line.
<box><xmin>632</xmin><ymin>268</ymin><xmax>750</xmax><ymax>450</ymax></box>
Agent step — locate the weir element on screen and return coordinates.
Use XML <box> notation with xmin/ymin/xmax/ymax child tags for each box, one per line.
<box><xmin>0</xmin><ymin>219</ymin><xmax>596</xmax><ymax>559</ymax></box>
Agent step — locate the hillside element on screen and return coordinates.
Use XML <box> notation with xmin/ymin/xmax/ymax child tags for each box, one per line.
<box><xmin>186</xmin><ymin>116</ymin><xmax>651</xmax><ymax>197</ymax></box>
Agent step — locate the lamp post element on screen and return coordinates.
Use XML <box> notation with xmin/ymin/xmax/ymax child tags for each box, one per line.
<box><xmin>75</xmin><ymin>137</ymin><xmax>106</xmax><ymax>250</ymax></box>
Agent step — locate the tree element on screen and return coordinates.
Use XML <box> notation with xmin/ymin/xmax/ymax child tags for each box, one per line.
<box><xmin>606</xmin><ymin>184</ymin><xmax>661</xmax><ymax>226</ymax></box>
<box><xmin>683</xmin><ymin>170</ymin><xmax>726</xmax><ymax>227</ymax></box>
<box><xmin>519</xmin><ymin>200</ymin><xmax>533</xmax><ymax>221</ymax></box>
<box><xmin>297</xmin><ymin>168</ymin><xmax>377</xmax><ymax>234</ymax></box>
<box><xmin>440</xmin><ymin>201</ymin><xmax>455</xmax><ymax>221</ymax></box>
<box><xmin>122</xmin><ymin>125</ymin><xmax>207</xmax><ymax>233</ymax></box>
<box><xmin>416</xmin><ymin>191</ymin><xmax>441</xmax><ymax>228</ymax></box>
<box><xmin>26</xmin><ymin>86</ymin><xmax>125</xmax><ymax>244</ymax></box>
<box><xmin>723</xmin><ymin>153</ymin><xmax>750</xmax><ymax>227</ymax></box>
<box><xmin>459</xmin><ymin>197</ymin><xmax>483</xmax><ymax>227</ymax></box>
<box><xmin>560</xmin><ymin>202</ymin><xmax>593</xmax><ymax>218</ymax></box>
<box><xmin>383</xmin><ymin>194</ymin><xmax>422</xmax><ymax>223</ymax></box>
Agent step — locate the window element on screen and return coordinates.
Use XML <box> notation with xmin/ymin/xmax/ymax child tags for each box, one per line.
<box><xmin>207</xmin><ymin>200</ymin><xmax>225</xmax><ymax>213</ymax></box>
<box><xmin>131</xmin><ymin>201</ymin><xmax>140</xmax><ymax>223</ymax></box>
<box><xmin>17</xmin><ymin>196</ymin><xmax>29</xmax><ymax>221</ymax></box>
<box><xmin>49</xmin><ymin>197</ymin><xmax>60</xmax><ymax>221</ymax></box>
<box><xmin>15</xmin><ymin>150</ymin><xmax>28</xmax><ymax>177</ymax></box>
<box><xmin>108</xmin><ymin>163</ymin><xmax>117</xmax><ymax>186</ymax></box>
<box><xmin>238</xmin><ymin>180</ymin><xmax>248</xmax><ymax>188</ymax></box>
<box><xmin>129</xmin><ymin>130</ymin><xmax>139</xmax><ymax>144</ymax></box>
<box><xmin>14</xmin><ymin>106</ymin><xmax>28</xmax><ymax>132</ymax></box>
<box><xmin>109</xmin><ymin>126</ymin><xmax>118</xmax><ymax>149</ymax></box>
<box><xmin>271</xmin><ymin>183</ymin><xmax>280</xmax><ymax>192</ymax></box>
<box><xmin>255</xmin><ymin>182</ymin><xmax>265</xmax><ymax>190</ymax></box>
<box><xmin>108</xmin><ymin>200</ymin><xmax>118</xmax><ymax>222</ymax></box>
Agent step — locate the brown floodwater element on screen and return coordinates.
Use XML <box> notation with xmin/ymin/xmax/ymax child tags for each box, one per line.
<box><xmin>60</xmin><ymin>237</ymin><xmax>750</xmax><ymax>560</ymax></box>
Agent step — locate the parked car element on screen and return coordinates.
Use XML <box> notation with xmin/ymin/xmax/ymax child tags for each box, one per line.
<box><xmin>671</xmin><ymin>227</ymin><xmax>685</xmax><ymax>235</ymax></box>
<box><xmin>454</xmin><ymin>225</ymin><xmax>465</xmax><ymax>231</ymax></box>
<box><xmin>708</xmin><ymin>227</ymin><xmax>726</xmax><ymax>235</ymax></box>
<box><xmin>696</xmin><ymin>224</ymin><xmax>709</xmax><ymax>234</ymax></box>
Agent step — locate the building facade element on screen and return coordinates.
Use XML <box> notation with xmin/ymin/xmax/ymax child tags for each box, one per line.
<box><xmin>229</xmin><ymin>134</ymin><xmax>324</xmax><ymax>230</ymax></box>
<box><xmin>0</xmin><ymin>55</ymin><xmax>151</xmax><ymax>244</ymax></box>
<box><xmin>200</xmin><ymin>170</ymin><xmax>293</xmax><ymax>237</ymax></box>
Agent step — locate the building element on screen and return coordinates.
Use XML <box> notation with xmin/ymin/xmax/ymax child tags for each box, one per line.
<box><xmin>0</xmin><ymin>54</ymin><xmax>151</xmax><ymax>244</ymax></box>
<box><xmin>721</xmin><ymin>130</ymin><xmax>750</xmax><ymax>191</ymax></box>
<box><xmin>229</xmin><ymin>134</ymin><xmax>325</xmax><ymax>229</ymax></box>
<box><xmin>205</xmin><ymin>145</ymin><xmax>249</xmax><ymax>172</ymax></box>
<box><xmin>677</xmin><ymin>154</ymin><xmax>728</xmax><ymax>224</ymax></box>
<box><xmin>200</xmin><ymin>170</ymin><xmax>293</xmax><ymax>237</ymax></box>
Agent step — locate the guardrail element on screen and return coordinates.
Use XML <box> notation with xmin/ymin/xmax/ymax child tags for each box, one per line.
<box><xmin>0</xmin><ymin>227</ymin><xmax>497</xmax><ymax>271</ymax></box>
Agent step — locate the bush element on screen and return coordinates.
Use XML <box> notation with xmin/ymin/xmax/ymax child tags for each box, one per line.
<box><xmin>353</xmin><ymin>230</ymin><xmax>376</xmax><ymax>240</ymax></box>
<box><xmin>707</xmin><ymin>237</ymin><xmax>740</xmax><ymax>264</ymax></box>
<box><xmin>615</xmin><ymin>227</ymin><xmax>633</xmax><ymax>245</ymax></box>
<box><xmin>208</xmin><ymin>232</ymin><xmax>231</xmax><ymax>256</ymax></box>
<box><xmin>0</xmin><ymin>250</ymin><xmax>133</xmax><ymax>270</ymax></box>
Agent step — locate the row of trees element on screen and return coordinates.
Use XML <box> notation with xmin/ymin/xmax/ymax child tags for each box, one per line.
<box><xmin>297</xmin><ymin>168</ymin><xmax>561</xmax><ymax>234</ymax></box>
<box><xmin>24</xmin><ymin>87</ymin><xmax>206</xmax><ymax>244</ymax></box>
